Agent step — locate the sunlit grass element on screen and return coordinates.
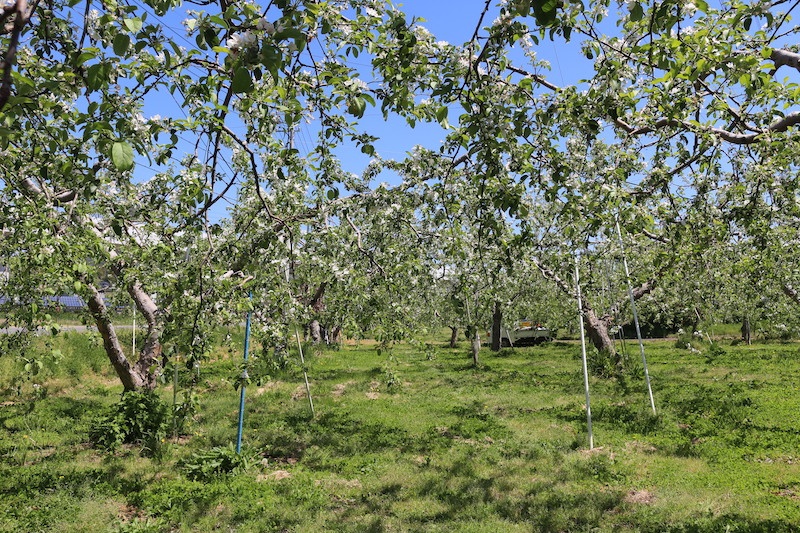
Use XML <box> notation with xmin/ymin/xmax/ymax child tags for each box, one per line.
<box><xmin>1</xmin><ymin>330</ymin><xmax>799</xmax><ymax>531</ymax></box>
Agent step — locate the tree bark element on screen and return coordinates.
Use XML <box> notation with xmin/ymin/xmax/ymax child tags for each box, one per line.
<box><xmin>490</xmin><ymin>300</ymin><xmax>502</xmax><ymax>352</ymax></box>
<box><xmin>471</xmin><ymin>327</ymin><xmax>480</xmax><ymax>366</ymax></box>
<box><xmin>85</xmin><ymin>283</ymin><xmax>149</xmax><ymax>391</ymax></box>
<box><xmin>127</xmin><ymin>280</ymin><xmax>162</xmax><ymax>390</ymax></box>
<box><xmin>582</xmin><ymin>304</ymin><xmax>616</xmax><ymax>355</ymax></box>
<box><xmin>783</xmin><ymin>284</ymin><xmax>800</xmax><ymax>306</ymax></box>
<box><xmin>307</xmin><ymin>282</ymin><xmax>327</xmax><ymax>344</ymax></box>
<box><xmin>741</xmin><ymin>316</ymin><xmax>751</xmax><ymax>345</ymax></box>
<box><xmin>330</xmin><ymin>325</ymin><xmax>342</xmax><ymax>344</ymax></box>
<box><xmin>308</xmin><ymin>319</ymin><xmax>322</xmax><ymax>344</ymax></box>
<box><xmin>448</xmin><ymin>326</ymin><xmax>458</xmax><ymax>349</ymax></box>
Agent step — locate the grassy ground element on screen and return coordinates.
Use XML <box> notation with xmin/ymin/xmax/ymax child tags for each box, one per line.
<box><xmin>1</xmin><ymin>331</ymin><xmax>799</xmax><ymax>532</ymax></box>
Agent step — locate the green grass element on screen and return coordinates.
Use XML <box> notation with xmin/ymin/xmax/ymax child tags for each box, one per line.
<box><xmin>1</xmin><ymin>333</ymin><xmax>799</xmax><ymax>532</ymax></box>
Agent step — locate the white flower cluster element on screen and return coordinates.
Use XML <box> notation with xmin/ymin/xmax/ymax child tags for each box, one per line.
<box><xmin>86</xmin><ymin>9</ymin><xmax>101</xmax><ymax>41</ymax></box>
<box><xmin>225</xmin><ymin>17</ymin><xmax>297</xmax><ymax>55</ymax></box>
<box><xmin>492</xmin><ymin>13</ymin><xmax>514</xmax><ymax>27</ymax></box>
<box><xmin>347</xmin><ymin>78</ymin><xmax>369</xmax><ymax>93</ymax></box>
<box><xmin>131</xmin><ymin>113</ymin><xmax>147</xmax><ymax>135</ymax></box>
<box><xmin>256</xmin><ymin>17</ymin><xmax>275</xmax><ymax>34</ymax></box>
<box><xmin>227</xmin><ymin>30</ymin><xmax>257</xmax><ymax>51</ymax></box>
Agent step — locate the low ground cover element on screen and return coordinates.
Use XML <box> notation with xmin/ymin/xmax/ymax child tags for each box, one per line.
<box><xmin>1</xmin><ymin>332</ymin><xmax>799</xmax><ymax>532</ymax></box>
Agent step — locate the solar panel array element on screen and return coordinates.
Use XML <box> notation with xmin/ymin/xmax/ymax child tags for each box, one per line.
<box><xmin>0</xmin><ymin>294</ymin><xmax>108</xmax><ymax>310</ymax></box>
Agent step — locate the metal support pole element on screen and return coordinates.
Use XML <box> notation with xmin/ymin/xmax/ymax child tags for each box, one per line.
<box><xmin>284</xmin><ymin>267</ymin><xmax>315</xmax><ymax>417</ymax></box>
<box><xmin>236</xmin><ymin>293</ymin><xmax>253</xmax><ymax>454</ymax></box>
<box><xmin>132</xmin><ymin>307</ymin><xmax>136</xmax><ymax>359</ymax></box>
<box><xmin>615</xmin><ymin>220</ymin><xmax>657</xmax><ymax>415</ymax></box>
<box><xmin>294</xmin><ymin>325</ymin><xmax>315</xmax><ymax>417</ymax></box>
<box><xmin>574</xmin><ymin>254</ymin><xmax>594</xmax><ymax>450</ymax></box>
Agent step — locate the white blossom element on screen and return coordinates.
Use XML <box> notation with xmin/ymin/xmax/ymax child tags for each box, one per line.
<box><xmin>349</xmin><ymin>78</ymin><xmax>368</xmax><ymax>92</ymax></box>
<box><xmin>227</xmin><ymin>31</ymin><xmax>257</xmax><ymax>51</ymax></box>
<box><xmin>131</xmin><ymin>113</ymin><xmax>147</xmax><ymax>134</ymax></box>
<box><xmin>257</xmin><ymin>18</ymin><xmax>275</xmax><ymax>34</ymax></box>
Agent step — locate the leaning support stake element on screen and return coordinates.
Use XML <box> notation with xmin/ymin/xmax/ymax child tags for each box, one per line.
<box><xmin>285</xmin><ymin>267</ymin><xmax>315</xmax><ymax>417</ymax></box>
<box><xmin>294</xmin><ymin>324</ymin><xmax>315</xmax><ymax>417</ymax></box>
<box><xmin>574</xmin><ymin>254</ymin><xmax>594</xmax><ymax>450</ymax></box>
<box><xmin>236</xmin><ymin>293</ymin><xmax>253</xmax><ymax>454</ymax></box>
<box><xmin>615</xmin><ymin>220</ymin><xmax>657</xmax><ymax>415</ymax></box>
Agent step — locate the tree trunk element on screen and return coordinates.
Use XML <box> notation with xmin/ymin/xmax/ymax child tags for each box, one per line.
<box><xmin>85</xmin><ymin>283</ymin><xmax>150</xmax><ymax>391</ymax></box>
<box><xmin>308</xmin><ymin>319</ymin><xmax>322</xmax><ymax>344</ymax></box>
<box><xmin>307</xmin><ymin>282</ymin><xmax>327</xmax><ymax>344</ymax></box>
<box><xmin>583</xmin><ymin>305</ymin><xmax>616</xmax><ymax>355</ymax></box>
<box><xmin>330</xmin><ymin>325</ymin><xmax>342</xmax><ymax>344</ymax></box>
<box><xmin>471</xmin><ymin>327</ymin><xmax>480</xmax><ymax>366</ymax></box>
<box><xmin>741</xmin><ymin>316</ymin><xmax>751</xmax><ymax>345</ymax></box>
<box><xmin>448</xmin><ymin>326</ymin><xmax>458</xmax><ymax>349</ymax></box>
<box><xmin>490</xmin><ymin>301</ymin><xmax>502</xmax><ymax>352</ymax></box>
<box><xmin>582</xmin><ymin>303</ymin><xmax>623</xmax><ymax>375</ymax></box>
<box><xmin>127</xmin><ymin>280</ymin><xmax>163</xmax><ymax>390</ymax></box>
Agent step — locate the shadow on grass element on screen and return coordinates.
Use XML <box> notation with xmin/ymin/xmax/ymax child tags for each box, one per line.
<box><xmin>257</xmin><ymin>409</ymin><xmax>412</xmax><ymax>464</ymax></box>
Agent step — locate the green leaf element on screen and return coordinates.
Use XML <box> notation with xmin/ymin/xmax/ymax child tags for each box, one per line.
<box><xmin>86</xmin><ymin>62</ymin><xmax>112</xmax><ymax>91</ymax></box>
<box><xmin>111</xmin><ymin>141</ymin><xmax>135</xmax><ymax>171</ymax></box>
<box><xmin>74</xmin><ymin>49</ymin><xmax>98</xmax><ymax>67</ymax></box>
<box><xmin>231</xmin><ymin>67</ymin><xmax>253</xmax><ymax>94</ymax></box>
<box><xmin>629</xmin><ymin>2</ymin><xmax>644</xmax><ymax>22</ymax></box>
<box><xmin>347</xmin><ymin>97</ymin><xmax>367</xmax><ymax>118</ymax></box>
<box><xmin>123</xmin><ymin>17</ymin><xmax>142</xmax><ymax>33</ymax></box>
<box><xmin>113</xmin><ymin>34</ymin><xmax>130</xmax><ymax>56</ymax></box>
<box><xmin>435</xmin><ymin>105</ymin><xmax>449</xmax><ymax>125</ymax></box>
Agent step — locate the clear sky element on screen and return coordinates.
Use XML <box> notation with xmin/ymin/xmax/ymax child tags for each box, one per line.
<box><xmin>321</xmin><ymin>0</ymin><xmax>593</xmax><ymax>184</ymax></box>
<box><xmin>134</xmin><ymin>1</ymin><xmax>596</xmax><ymax>219</ymax></box>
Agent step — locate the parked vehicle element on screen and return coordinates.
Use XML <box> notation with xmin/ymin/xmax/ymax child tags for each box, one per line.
<box><xmin>488</xmin><ymin>320</ymin><xmax>552</xmax><ymax>347</ymax></box>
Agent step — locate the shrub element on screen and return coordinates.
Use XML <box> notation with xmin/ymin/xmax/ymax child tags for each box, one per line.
<box><xmin>89</xmin><ymin>391</ymin><xmax>170</xmax><ymax>456</ymax></box>
<box><xmin>180</xmin><ymin>443</ymin><xmax>253</xmax><ymax>481</ymax></box>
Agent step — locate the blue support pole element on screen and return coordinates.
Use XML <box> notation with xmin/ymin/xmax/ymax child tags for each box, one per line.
<box><xmin>236</xmin><ymin>293</ymin><xmax>253</xmax><ymax>454</ymax></box>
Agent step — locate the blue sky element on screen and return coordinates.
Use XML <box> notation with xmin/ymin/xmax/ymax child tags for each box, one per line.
<box><xmin>321</xmin><ymin>0</ymin><xmax>593</xmax><ymax>184</ymax></box>
<box><xmin>132</xmin><ymin>1</ymin><xmax>596</xmax><ymax>220</ymax></box>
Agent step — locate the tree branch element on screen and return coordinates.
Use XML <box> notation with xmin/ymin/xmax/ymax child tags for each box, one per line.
<box><xmin>783</xmin><ymin>283</ymin><xmax>800</xmax><ymax>306</ymax></box>
<box><xmin>345</xmin><ymin>212</ymin><xmax>386</xmax><ymax>277</ymax></box>
<box><xmin>0</xmin><ymin>0</ymin><xmax>32</xmax><ymax>110</ymax></box>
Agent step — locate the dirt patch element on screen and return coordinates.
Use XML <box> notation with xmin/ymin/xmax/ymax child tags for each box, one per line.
<box><xmin>117</xmin><ymin>503</ymin><xmax>148</xmax><ymax>523</ymax></box>
<box><xmin>256</xmin><ymin>380</ymin><xmax>284</xmax><ymax>396</ymax></box>
<box><xmin>315</xmin><ymin>477</ymin><xmax>362</xmax><ymax>490</ymax></box>
<box><xmin>332</xmin><ymin>381</ymin><xmax>355</xmax><ymax>397</ymax></box>
<box><xmin>775</xmin><ymin>487</ymin><xmax>800</xmax><ymax>500</ymax></box>
<box><xmin>624</xmin><ymin>489</ymin><xmax>655</xmax><ymax>505</ymax></box>
<box><xmin>579</xmin><ymin>446</ymin><xmax>608</xmax><ymax>456</ymax></box>
<box><xmin>291</xmin><ymin>385</ymin><xmax>308</xmax><ymax>401</ymax></box>
<box><xmin>625</xmin><ymin>441</ymin><xmax>658</xmax><ymax>454</ymax></box>
<box><xmin>365</xmin><ymin>380</ymin><xmax>381</xmax><ymax>399</ymax></box>
<box><xmin>258</xmin><ymin>470</ymin><xmax>292</xmax><ymax>481</ymax></box>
